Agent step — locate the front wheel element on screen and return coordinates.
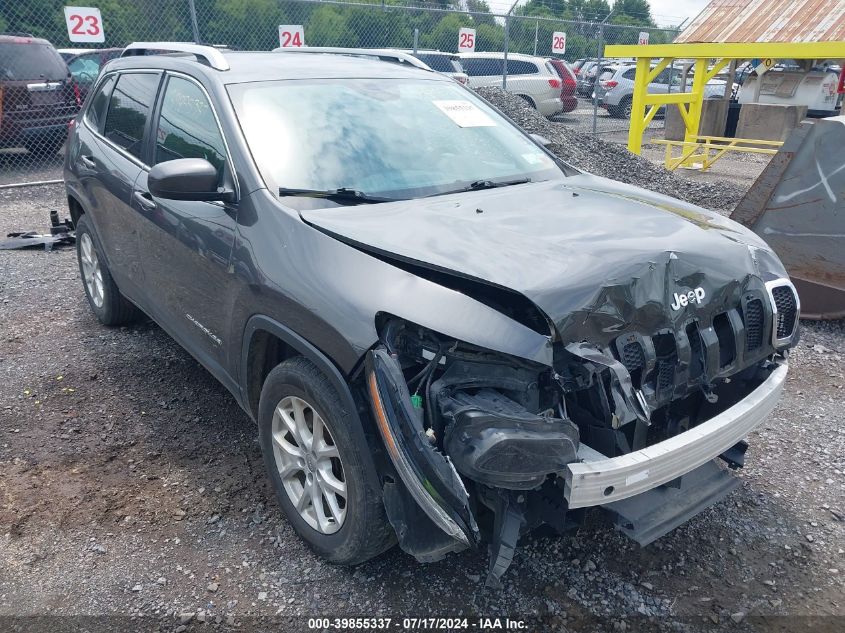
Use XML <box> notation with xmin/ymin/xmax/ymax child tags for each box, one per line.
<box><xmin>258</xmin><ymin>357</ymin><xmax>395</xmax><ymax>564</ymax></box>
<box><xmin>75</xmin><ymin>214</ymin><xmax>139</xmax><ymax>326</ymax></box>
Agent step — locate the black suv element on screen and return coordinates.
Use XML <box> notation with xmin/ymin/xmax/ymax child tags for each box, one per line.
<box><xmin>64</xmin><ymin>43</ymin><xmax>799</xmax><ymax>586</ymax></box>
<box><xmin>0</xmin><ymin>34</ymin><xmax>80</xmax><ymax>157</ymax></box>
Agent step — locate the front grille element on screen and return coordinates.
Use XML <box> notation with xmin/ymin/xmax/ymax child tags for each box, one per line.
<box><xmin>744</xmin><ymin>298</ymin><xmax>764</xmax><ymax>350</ymax></box>
<box><xmin>621</xmin><ymin>342</ymin><xmax>645</xmax><ymax>372</ymax></box>
<box><xmin>771</xmin><ymin>285</ymin><xmax>798</xmax><ymax>339</ymax></box>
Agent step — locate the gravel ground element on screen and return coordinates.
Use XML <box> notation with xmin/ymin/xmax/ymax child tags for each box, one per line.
<box><xmin>1</xmin><ymin>127</ymin><xmax>844</xmax><ymax>632</ymax></box>
<box><xmin>480</xmin><ymin>87</ymin><xmax>748</xmax><ymax>213</ymax></box>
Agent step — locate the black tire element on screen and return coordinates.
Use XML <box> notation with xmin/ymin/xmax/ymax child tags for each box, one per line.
<box><xmin>617</xmin><ymin>96</ymin><xmax>633</xmax><ymax>119</ymax></box>
<box><xmin>75</xmin><ymin>214</ymin><xmax>139</xmax><ymax>326</ymax></box>
<box><xmin>258</xmin><ymin>357</ymin><xmax>395</xmax><ymax>565</ymax></box>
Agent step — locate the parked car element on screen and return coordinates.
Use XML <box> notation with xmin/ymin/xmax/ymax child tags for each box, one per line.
<box><xmin>0</xmin><ymin>33</ymin><xmax>80</xmax><ymax>157</ymax></box>
<box><xmin>598</xmin><ymin>63</ymin><xmax>727</xmax><ymax>118</ymax></box>
<box><xmin>457</xmin><ymin>51</ymin><xmax>564</xmax><ymax>117</ymax></box>
<box><xmin>570</xmin><ymin>58</ymin><xmax>591</xmax><ymax>75</ymax></box>
<box><xmin>58</xmin><ymin>47</ymin><xmax>124</xmax><ymax>100</ymax></box>
<box><xmin>575</xmin><ymin>59</ymin><xmax>599</xmax><ymax>95</ymax></box>
<box><xmin>546</xmin><ymin>57</ymin><xmax>578</xmax><ymax>113</ymax></box>
<box><xmin>65</xmin><ymin>42</ymin><xmax>800</xmax><ymax>586</ymax></box>
<box><xmin>404</xmin><ymin>50</ymin><xmax>468</xmax><ymax>84</ymax></box>
<box><xmin>577</xmin><ymin>61</ymin><xmax>619</xmax><ymax>98</ymax></box>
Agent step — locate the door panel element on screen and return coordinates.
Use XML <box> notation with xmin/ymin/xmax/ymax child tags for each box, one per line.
<box><xmin>135</xmin><ymin>74</ymin><xmax>238</xmax><ymax>370</ymax></box>
<box><xmin>75</xmin><ymin>72</ymin><xmax>162</xmax><ymax>298</ymax></box>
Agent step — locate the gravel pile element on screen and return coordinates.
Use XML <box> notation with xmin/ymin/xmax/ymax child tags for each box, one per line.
<box><xmin>477</xmin><ymin>87</ymin><xmax>748</xmax><ymax>214</ymax></box>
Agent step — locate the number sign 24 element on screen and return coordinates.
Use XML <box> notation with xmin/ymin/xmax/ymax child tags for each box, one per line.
<box><xmin>278</xmin><ymin>25</ymin><xmax>305</xmax><ymax>48</ymax></box>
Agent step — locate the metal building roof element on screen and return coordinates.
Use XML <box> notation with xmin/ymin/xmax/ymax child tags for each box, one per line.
<box><xmin>675</xmin><ymin>0</ymin><xmax>845</xmax><ymax>44</ymax></box>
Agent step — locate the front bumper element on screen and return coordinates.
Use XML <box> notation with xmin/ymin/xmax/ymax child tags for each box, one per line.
<box><xmin>564</xmin><ymin>359</ymin><xmax>787</xmax><ymax>508</ymax></box>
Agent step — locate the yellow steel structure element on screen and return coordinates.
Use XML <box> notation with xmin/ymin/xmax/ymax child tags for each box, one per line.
<box><xmin>604</xmin><ymin>41</ymin><xmax>845</xmax><ymax>156</ymax></box>
<box><xmin>651</xmin><ymin>136</ymin><xmax>783</xmax><ymax>171</ymax></box>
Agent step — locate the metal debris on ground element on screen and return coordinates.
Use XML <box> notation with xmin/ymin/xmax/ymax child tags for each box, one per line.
<box><xmin>0</xmin><ymin>210</ymin><xmax>75</xmax><ymax>251</ymax></box>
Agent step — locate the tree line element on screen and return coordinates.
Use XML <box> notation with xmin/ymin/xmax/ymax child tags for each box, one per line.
<box><xmin>2</xmin><ymin>0</ymin><xmax>674</xmax><ymax>62</ymax></box>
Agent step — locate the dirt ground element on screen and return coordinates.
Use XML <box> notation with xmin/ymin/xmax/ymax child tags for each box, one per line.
<box><xmin>1</xmin><ymin>171</ymin><xmax>843</xmax><ymax>633</ymax></box>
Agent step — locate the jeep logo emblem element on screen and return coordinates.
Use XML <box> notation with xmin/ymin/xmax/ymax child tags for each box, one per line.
<box><xmin>671</xmin><ymin>287</ymin><xmax>705</xmax><ymax>310</ymax></box>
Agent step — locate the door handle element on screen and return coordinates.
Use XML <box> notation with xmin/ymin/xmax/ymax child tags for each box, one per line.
<box><xmin>133</xmin><ymin>190</ymin><xmax>157</xmax><ymax>211</ymax></box>
<box><xmin>79</xmin><ymin>155</ymin><xmax>96</xmax><ymax>169</ymax></box>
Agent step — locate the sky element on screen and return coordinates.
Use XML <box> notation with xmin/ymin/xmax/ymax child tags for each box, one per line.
<box><xmin>486</xmin><ymin>0</ymin><xmax>712</xmax><ymax>27</ymax></box>
<box><xmin>648</xmin><ymin>0</ymin><xmax>710</xmax><ymax>26</ymax></box>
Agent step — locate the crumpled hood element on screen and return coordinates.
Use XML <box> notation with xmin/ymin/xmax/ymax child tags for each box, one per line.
<box><xmin>301</xmin><ymin>174</ymin><xmax>787</xmax><ymax>344</ymax></box>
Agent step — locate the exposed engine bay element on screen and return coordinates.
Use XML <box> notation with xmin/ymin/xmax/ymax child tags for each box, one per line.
<box><xmin>363</xmin><ymin>295</ymin><xmax>797</xmax><ymax>586</ymax></box>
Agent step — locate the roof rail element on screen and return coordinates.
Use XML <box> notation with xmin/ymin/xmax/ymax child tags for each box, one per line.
<box><xmin>272</xmin><ymin>47</ymin><xmax>433</xmax><ymax>72</ymax></box>
<box><xmin>121</xmin><ymin>42</ymin><xmax>230</xmax><ymax>71</ymax></box>
<box><xmin>1</xmin><ymin>32</ymin><xmax>36</xmax><ymax>38</ymax></box>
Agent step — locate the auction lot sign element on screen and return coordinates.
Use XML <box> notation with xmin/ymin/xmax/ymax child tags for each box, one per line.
<box><xmin>64</xmin><ymin>6</ymin><xmax>105</xmax><ymax>43</ymax></box>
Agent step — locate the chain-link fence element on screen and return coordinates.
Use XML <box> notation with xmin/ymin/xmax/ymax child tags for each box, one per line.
<box><xmin>0</xmin><ymin>0</ymin><xmax>679</xmax><ymax>186</ymax></box>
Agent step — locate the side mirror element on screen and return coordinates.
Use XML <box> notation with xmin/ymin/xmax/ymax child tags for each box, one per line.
<box><xmin>530</xmin><ymin>133</ymin><xmax>552</xmax><ymax>147</ymax></box>
<box><xmin>148</xmin><ymin>158</ymin><xmax>234</xmax><ymax>202</ymax></box>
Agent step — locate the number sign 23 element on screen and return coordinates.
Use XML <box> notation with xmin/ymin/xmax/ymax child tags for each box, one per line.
<box><xmin>64</xmin><ymin>6</ymin><xmax>105</xmax><ymax>43</ymax></box>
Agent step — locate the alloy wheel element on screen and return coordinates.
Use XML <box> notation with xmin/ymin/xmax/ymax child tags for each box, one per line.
<box><xmin>79</xmin><ymin>233</ymin><xmax>104</xmax><ymax>308</ymax></box>
<box><xmin>271</xmin><ymin>395</ymin><xmax>347</xmax><ymax>534</ymax></box>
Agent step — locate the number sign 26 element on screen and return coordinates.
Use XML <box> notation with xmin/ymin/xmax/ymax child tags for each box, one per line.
<box><xmin>458</xmin><ymin>28</ymin><xmax>475</xmax><ymax>53</ymax></box>
<box><xmin>64</xmin><ymin>6</ymin><xmax>105</xmax><ymax>43</ymax></box>
<box><xmin>278</xmin><ymin>25</ymin><xmax>305</xmax><ymax>48</ymax></box>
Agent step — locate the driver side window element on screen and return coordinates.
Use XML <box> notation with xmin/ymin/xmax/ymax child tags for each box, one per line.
<box><xmin>154</xmin><ymin>76</ymin><xmax>227</xmax><ymax>180</ymax></box>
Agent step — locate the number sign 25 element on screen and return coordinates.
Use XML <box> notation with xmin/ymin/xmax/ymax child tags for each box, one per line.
<box><xmin>64</xmin><ymin>7</ymin><xmax>105</xmax><ymax>43</ymax></box>
<box><xmin>278</xmin><ymin>25</ymin><xmax>305</xmax><ymax>48</ymax></box>
<box><xmin>458</xmin><ymin>28</ymin><xmax>475</xmax><ymax>53</ymax></box>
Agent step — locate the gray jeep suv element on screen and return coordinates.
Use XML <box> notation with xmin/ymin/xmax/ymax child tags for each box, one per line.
<box><xmin>64</xmin><ymin>43</ymin><xmax>799</xmax><ymax>587</ymax></box>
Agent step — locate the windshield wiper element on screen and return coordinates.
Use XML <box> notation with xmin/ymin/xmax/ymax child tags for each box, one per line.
<box><xmin>466</xmin><ymin>177</ymin><xmax>532</xmax><ymax>191</ymax></box>
<box><xmin>278</xmin><ymin>186</ymin><xmax>396</xmax><ymax>204</ymax></box>
<box><xmin>425</xmin><ymin>177</ymin><xmax>533</xmax><ymax>198</ymax></box>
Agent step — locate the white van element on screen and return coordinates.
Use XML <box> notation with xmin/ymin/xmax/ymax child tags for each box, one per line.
<box><xmin>457</xmin><ymin>52</ymin><xmax>564</xmax><ymax>118</ymax></box>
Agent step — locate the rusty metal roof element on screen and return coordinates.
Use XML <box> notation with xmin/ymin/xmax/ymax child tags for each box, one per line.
<box><xmin>675</xmin><ymin>0</ymin><xmax>845</xmax><ymax>44</ymax></box>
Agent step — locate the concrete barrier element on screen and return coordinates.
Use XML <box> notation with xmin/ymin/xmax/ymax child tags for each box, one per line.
<box><xmin>664</xmin><ymin>99</ymin><xmax>729</xmax><ymax>141</ymax></box>
<box><xmin>735</xmin><ymin>103</ymin><xmax>807</xmax><ymax>143</ymax></box>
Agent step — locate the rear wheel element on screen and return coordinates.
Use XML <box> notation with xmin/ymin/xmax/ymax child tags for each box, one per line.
<box><xmin>75</xmin><ymin>214</ymin><xmax>139</xmax><ymax>326</ymax></box>
<box><xmin>617</xmin><ymin>96</ymin><xmax>633</xmax><ymax>119</ymax></box>
<box><xmin>258</xmin><ymin>357</ymin><xmax>394</xmax><ymax>564</ymax></box>
<box><xmin>516</xmin><ymin>94</ymin><xmax>537</xmax><ymax>109</ymax></box>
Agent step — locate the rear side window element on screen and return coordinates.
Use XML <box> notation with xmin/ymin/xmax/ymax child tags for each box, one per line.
<box><xmin>0</xmin><ymin>42</ymin><xmax>68</xmax><ymax>81</ymax></box>
<box><xmin>415</xmin><ymin>54</ymin><xmax>454</xmax><ymax>73</ymax></box>
<box><xmin>103</xmin><ymin>73</ymin><xmax>160</xmax><ymax>159</ymax></box>
<box><xmin>623</xmin><ymin>68</ymin><xmax>637</xmax><ymax>80</ymax></box>
<box><xmin>154</xmin><ymin>76</ymin><xmax>226</xmax><ymax>179</ymax></box>
<box><xmin>85</xmin><ymin>74</ymin><xmax>115</xmax><ymax>131</ymax></box>
<box><xmin>463</xmin><ymin>58</ymin><xmax>504</xmax><ymax>76</ymax></box>
<box><xmin>508</xmin><ymin>60</ymin><xmax>538</xmax><ymax>75</ymax></box>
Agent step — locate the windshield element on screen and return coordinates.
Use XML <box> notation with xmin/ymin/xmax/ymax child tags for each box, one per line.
<box><xmin>0</xmin><ymin>43</ymin><xmax>69</xmax><ymax>81</ymax></box>
<box><xmin>227</xmin><ymin>78</ymin><xmax>562</xmax><ymax>202</ymax></box>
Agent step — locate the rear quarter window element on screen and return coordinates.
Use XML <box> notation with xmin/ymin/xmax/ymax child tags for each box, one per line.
<box><xmin>102</xmin><ymin>72</ymin><xmax>161</xmax><ymax>160</ymax></box>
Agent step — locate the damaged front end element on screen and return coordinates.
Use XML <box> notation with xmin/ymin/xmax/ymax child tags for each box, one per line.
<box><xmin>365</xmin><ymin>275</ymin><xmax>797</xmax><ymax>586</ymax></box>
<box><xmin>366</xmin><ymin>318</ymin><xmax>581</xmax><ymax>585</ymax></box>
